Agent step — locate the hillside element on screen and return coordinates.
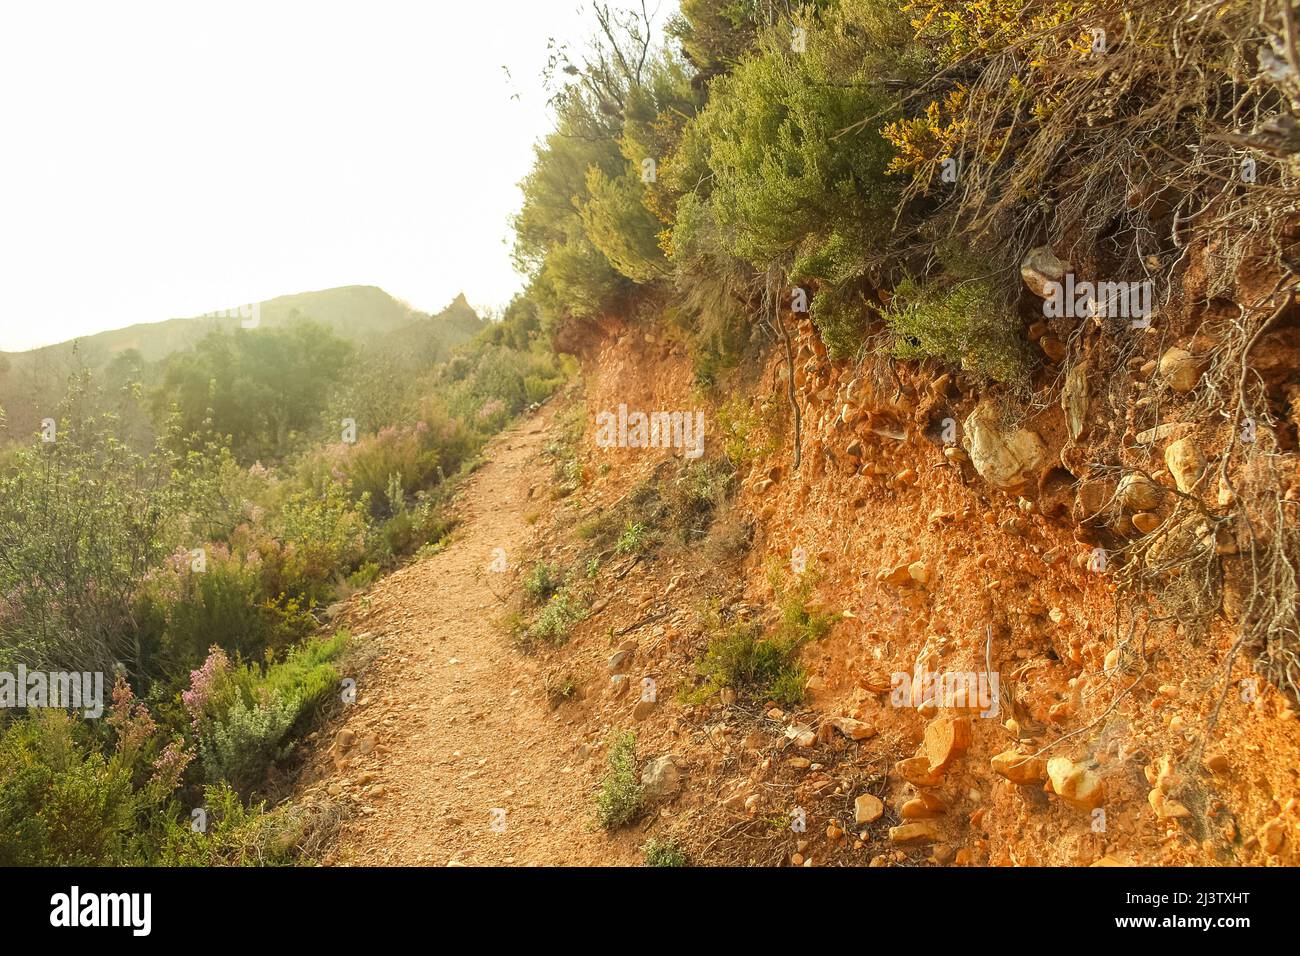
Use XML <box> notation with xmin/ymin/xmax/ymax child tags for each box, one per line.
<box><xmin>0</xmin><ymin>286</ymin><xmax>487</xmax><ymax>446</ymax></box>
<box><xmin>0</xmin><ymin>285</ymin><xmax>482</xmax><ymax>367</ymax></box>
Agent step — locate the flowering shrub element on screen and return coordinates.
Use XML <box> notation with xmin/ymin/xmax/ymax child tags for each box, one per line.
<box><xmin>342</xmin><ymin>425</ymin><xmax>440</xmax><ymax>517</ymax></box>
<box><xmin>185</xmin><ymin>632</ymin><xmax>347</xmax><ymax>793</ymax></box>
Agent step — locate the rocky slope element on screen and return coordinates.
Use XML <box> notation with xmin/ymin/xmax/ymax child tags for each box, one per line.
<box><xmin>512</xmin><ymin>271</ymin><xmax>1300</xmax><ymax>866</ymax></box>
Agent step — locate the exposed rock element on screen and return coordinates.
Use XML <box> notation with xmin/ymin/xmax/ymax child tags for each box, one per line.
<box><xmin>1039</xmin><ymin>335</ymin><xmax>1067</xmax><ymax>363</ymax></box>
<box><xmin>1203</xmin><ymin>753</ymin><xmax>1230</xmax><ymax>774</ymax></box>
<box><xmin>924</xmin><ymin>716</ymin><xmax>971</xmax><ymax>773</ymax></box>
<box><xmin>1046</xmin><ymin>757</ymin><xmax>1106</xmax><ymax>811</ymax></box>
<box><xmin>827</xmin><ymin>716</ymin><xmax>876</xmax><ymax>740</ymax></box>
<box><xmin>1075</xmin><ymin>478</ymin><xmax>1117</xmax><ymax>520</ymax></box>
<box><xmin>1259</xmin><ymin>817</ymin><xmax>1287</xmax><ymax>855</ymax></box>
<box><xmin>1132</xmin><ymin>512</ymin><xmax>1160</xmax><ymax>535</ymax></box>
<box><xmin>1165</xmin><ymin>438</ymin><xmax>1206</xmax><ymax>494</ymax></box>
<box><xmin>1061</xmin><ymin>362</ymin><xmax>1090</xmax><ymax>440</ymax></box>
<box><xmin>900</xmin><ymin>797</ymin><xmax>941</xmax><ymax>819</ymax></box>
<box><xmin>1021</xmin><ymin>246</ymin><xmax>1069</xmax><ymax>298</ymax></box>
<box><xmin>889</xmin><ymin>821</ymin><xmax>940</xmax><ymax>843</ymax></box>
<box><xmin>1149</xmin><ymin>788</ymin><xmax>1191</xmax><ymax>820</ymax></box>
<box><xmin>879</xmin><ymin>563</ymin><xmax>913</xmax><ymax>586</ymax></box>
<box><xmin>896</xmin><ymin>756</ymin><xmax>944</xmax><ymax>787</ymax></box>
<box><xmin>854</xmin><ymin>793</ymin><xmax>885</xmax><ymax>824</ymax></box>
<box><xmin>1136</xmin><ymin>422</ymin><xmax>1193</xmax><ymax>446</ymax></box>
<box><xmin>640</xmin><ymin>755</ymin><xmax>681</xmax><ymax>801</ymax></box>
<box><xmin>991</xmin><ymin>749</ymin><xmax>1046</xmax><ymax>785</ymax></box>
<box><xmin>907</xmin><ymin>561</ymin><xmax>931</xmax><ymax>586</ymax></box>
<box><xmin>632</xmin><ymin>699</ymin><xmax>656</xmax><ymax>721</ymax></box>
<box><xmin>1118</xmin><ymin>473</ymin><xmax>1163</xmax><ymax>511</ymax></box>
<box><xmin>608</xmin><ymin>647</ymin><xmax>636</xmax><ymax>674</ymax></box>
<box><xmin>962</xmin><ymin>403</ymin><xmax>1049</xmax><ymax>491</ymax></box>
<box><xmin>1159</xmin><ymin>347</ymin><xmax>1202</xmax><ymax>393</ymax></box>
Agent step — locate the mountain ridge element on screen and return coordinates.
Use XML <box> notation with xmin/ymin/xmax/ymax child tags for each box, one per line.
<box><xmin>0</xmin><ymin>285</ymin><xmax>482</xmax><ymax>365</ymax></box>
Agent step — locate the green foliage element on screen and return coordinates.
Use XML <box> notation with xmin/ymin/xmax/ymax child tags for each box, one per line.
<box><xmin>157</xmin><ymin>320</ymin><xmax>352</xmax><ymax>463</ymax></box>
<box><xmin>136</xmin><ymin>546</ymin><xmax>316</xmax><ymax>674</ymax></box>
<box><xmin>716</xmin><ymin>396</ymin><xmax>782</xmax><ymax>467</ymax></box>
<box><xmin>615</xmin><ymin>521</ymin><xmax>652</xmax><ymax>556</ymax></box>
<box><xmin>0</xmin><ymin>712</ymin><xmax>139</xmax><ymax>865</ymax></box>
<box><xmin>668</xmin><ymin>0</ymin><xmax>759</xmax><ymax>78</ymax></box>
<box><xmin>595</xmin><ymin>731</ymin><xmax>643</xmax><ymax>829</ymax></box>
<box><xmin>883</xmin><ymin>275</ymin><xmax>1029</xmax><ymax>384</ymax></box>
<box><xmin>525</xmin><ymin>587</ymin><xmax>589</xmax><ymax>647</ymax></box>
<box><xmin>155</xmin><ymin>782</ymin><xmax>305</xmax><ymax>866</ymax></box>
<box><xmin>664</xmin><ymin>3</ymin><xmax>921</xmax><ymax>362</ymax></box>
<box><xmin>272</xmin><ymin>484</ymin><xmax>369</xmax><ymax>604</ymax></box>
<box><xmin>643</xmin><ymin>836</ymin><xmax>690</xmax><ymax>866</ymax></box>
<box><xmin>0</xmin><ymin>386</ymin><xmax>178</xmax><ymax>678</ymax></box>
<box><xmin>191</xmin><ymin>632</ymin><xmax>347</xmax><ymax>792</ymax></box>
<box><xmin>341</xmin><ymin>424</ymin><xmax>441</xmax><ymax>518</ymax></box>
<box><xmin>580</xmin><ymin>166</ymin><xmax>669</xmax><ymax>283</ymax></box>
<box><xmin>523</xmin><ymin>561</ymin><xmax>562</xmax><ymax>604</ymax></box>
<box><xmin>686</xmin><ymin>622</ymin><xmax>808</xmax><ymax>707</ymax></box>
<box><xmin>662</xmin><ymin>457</ymin><xmax>736</xmax><ymax>542</ymax></box>
<box><xmin>687</xmin><ymin>570</ymin><xmax>832</xmax><ymax>706</ymax></box>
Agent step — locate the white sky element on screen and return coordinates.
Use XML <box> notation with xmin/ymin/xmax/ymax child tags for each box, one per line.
<box><xmin>0</xmin><ymin>0</ymin><xmax>675</xmax><ymax>352</ymax></box>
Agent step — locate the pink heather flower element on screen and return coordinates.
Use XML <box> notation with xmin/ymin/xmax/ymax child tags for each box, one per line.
<box><xmin>150</xmin><ymin>739</ymin><xmax>195</xmax><ymax>790</ymax></box>
<box><xmin>182</xmin><ymin>646</ymin><xmax>230</xmax><ymax>728</ymax></box>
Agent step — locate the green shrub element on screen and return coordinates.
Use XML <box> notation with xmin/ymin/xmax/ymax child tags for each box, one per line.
<box><xmin>0</xmin><ymin>396</ymin><xmax>178</xmax><ymax>678</ymax></box>
<box><xmin>643</xmin><ymin>836</ymin><xmax>690</xmax><ymax>867</ymax></box>
<box><xmin>595</xmin><ymin>731</ymin><xmax>643</xmax><ymax>829</ymax></box>
<box><xmin>272</xmin><ymin>484</ymin><xmax>369</xmax><ymax>604</ymax></box>
<box><xmin>615</xmin><ymin>521</ymin><xmax>653</xmax><ymax>556</ymax></box>
<box><xmin>342</xmin><ymin>424</ymin><xmax>441</xmax><ymax>517</ymax></box>
<box><xmin>0</xmin><ymin>712</ymin><xmax>140</xmax><ymax>865</ymax></box>
<box><xmin>154</xmin><ymin>782</ymin><xmax>306</xmax><ymax>866</ymax></box>
<box><xmin>137</xmin><ymin>545</ymin><xmax>316</xmax><ymax>675</ymax></box>
<box><xmin>523</xmin><ymin>562</ymin><xmax>562</xmax><ymax>604</ymax></box>
<box><xmin>686</xmin><ymin>622</ymin><xmax>808</xmax><ymax>707</ymax></box>
<box><xmin>883</xmin><ymin>275</ymin><xmax>1029</xmax><ymax>384</ymax></box>
<box><xmin>716</xmin><ymin>396</ymin><xmax>781</xmax><ymax>468</ymax></box>
<box><xmin>199</xmin><ymin>694</ymin><xmax>301</xmax><ymax>792</ymax></box>
<box><xmin>525</xmin><ymin>587</ymin><xmax>589</xmax><ymax>646</ymax></box>
<box><xmin>663</xmin><ymin>458</ymin><xmax>736</xmax><ymax>541</ymax></box>
<box><xmin>187</xmin><ymin>633</ymin><xmax>347</xmax><ymax>792</ymax></box>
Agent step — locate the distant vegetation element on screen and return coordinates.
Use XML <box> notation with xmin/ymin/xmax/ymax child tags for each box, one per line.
<box><xmin>0</xmin><ymin>286</ymin><xmax>572</xmax><ymax>864</ymax></box>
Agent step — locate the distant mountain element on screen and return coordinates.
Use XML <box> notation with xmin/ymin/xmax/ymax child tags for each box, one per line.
<box><xmin>0</xmin><ymin>285</ymin><xmax>481</xmax><ymax>368</ymax></box>
<box><xmin>0</xmin><ymin>286</ymin><xmax>487</xmax><ymax>441</ymax></box>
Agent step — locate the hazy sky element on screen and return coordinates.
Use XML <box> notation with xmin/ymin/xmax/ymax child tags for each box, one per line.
<box><xmin>0</xmin><ymin>0</ymin><xmax>674</xmax><ymax>352</ymax></box>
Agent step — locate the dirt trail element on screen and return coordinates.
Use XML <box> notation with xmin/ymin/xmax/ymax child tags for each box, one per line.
<box><xmin>299</xmin><ymin>404</ymin><xmax>638</xmax><ymax>866</ymax></box>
